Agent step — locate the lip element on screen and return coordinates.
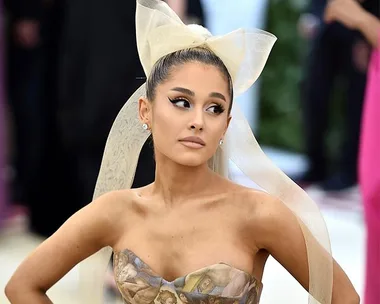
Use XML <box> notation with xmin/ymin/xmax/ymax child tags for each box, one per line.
<box><xmin>179</xmin><ymin>136</ymin><xmax>206</xmax><ymax>147</ymax></box>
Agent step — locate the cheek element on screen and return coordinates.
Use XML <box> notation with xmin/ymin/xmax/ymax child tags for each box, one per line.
<box><xmin>154</xmin><ymin>108</ymin><xmax>176</xmax><ymax>129</ymax></box>
<box><xmin>151</xmin><ymin>106</ymin><xmax>181</xmax><ymax>145</ymax></box>
<box><xmin>210</xmin><ymin>118</ymin><xmax>228</xmax><ymax>140</ymax></box>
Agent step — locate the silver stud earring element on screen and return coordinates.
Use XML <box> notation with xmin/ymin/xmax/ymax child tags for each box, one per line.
<box><xmin>219</xmin><ymin>139</ymin><xmax>224</xmax><ymax>146</ymax></box>
<box><xmin>142</xmin><ymin>123</ymin><xmax>149</xmax><ymax>130</ymax></box>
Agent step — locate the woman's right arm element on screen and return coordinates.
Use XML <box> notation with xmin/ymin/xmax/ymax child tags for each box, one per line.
<box><xmin>4</xmin><ymin>191</ymin><xmax>125</xmax><ymax>303</ymax></box>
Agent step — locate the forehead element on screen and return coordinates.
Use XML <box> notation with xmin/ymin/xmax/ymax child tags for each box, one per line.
<box><xmin>158</xmin><ymin>62</ymin><xmax>230</xmax><ymax>95</ymax></box>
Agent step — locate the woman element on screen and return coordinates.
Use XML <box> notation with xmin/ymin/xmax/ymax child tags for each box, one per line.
<box><xmin>5</xmin><ymin>1</ymin><xmax>358</xmax><ymax>303</ymax></box>
<box><xmin>325</xmin><ymin>1</ymin><xmax>380</xmax><ymax>303</ymax></box>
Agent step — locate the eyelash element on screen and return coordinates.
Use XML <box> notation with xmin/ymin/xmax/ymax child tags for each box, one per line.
<box><xmin>168</xmin><ymin>97</ymin><xmax>225</xmax><ymax>114</ymax></box>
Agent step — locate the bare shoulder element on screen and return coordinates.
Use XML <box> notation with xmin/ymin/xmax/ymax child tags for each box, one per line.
<box><xmin>234</xmin><ymin>185</ymin><xmax>295</xmax><ymax>228</ymax></box>
<box><xmin>83</xmin><ymin>189</ymin><xmax>142</xmax><ymax>240</ymax></box>
<box><xmin>222</xmin><ymin>180</ymin><xmax>295</xmax><ymax>242</ymax></box>
<box><xmin>229</xmin><ymin>183</ymin><xmax>305</xmax><ymax>255</ymax></box>
<box><xmin>89</xmin><ymin>189</ymin><xmax>135</xmax><ymax>218</ymax></box>
<box><xmin>220</xmin><ymin>178</ymin><xmax>279</xmax><ymax>214</ymax></box>
<box><xmin>243</xmin><ymin>187</ymin><xmax>289</xmax><ymax>219</ymax></box>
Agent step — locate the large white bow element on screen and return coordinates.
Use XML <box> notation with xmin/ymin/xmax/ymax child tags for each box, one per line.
<box><xmin>136</xmin><ymin>0</ymin><xmax>277</xmax><ymax>95</ymax></box>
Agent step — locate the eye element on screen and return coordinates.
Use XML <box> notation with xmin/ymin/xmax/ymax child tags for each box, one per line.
<box><xmin>207</xmin><ymin>104</ymin><xmax>225</xmax><ymax>114</ymax></box>
<box><xmin>168</xmin><ymin>97</ymin><xmax>191</xmax><ymax>108</ymax></box>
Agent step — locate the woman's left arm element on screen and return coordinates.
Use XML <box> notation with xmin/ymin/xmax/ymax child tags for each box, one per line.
<box><xmin>253</xmin><ymin>195</ymin><xmax>360</xmax><ymax>304</ymax></box>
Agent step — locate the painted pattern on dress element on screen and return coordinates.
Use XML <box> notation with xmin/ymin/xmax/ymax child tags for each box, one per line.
<box><xmin>113</xmin><ymin>250</ymin><xmax>262</xmax><ymax>304</ymax></box>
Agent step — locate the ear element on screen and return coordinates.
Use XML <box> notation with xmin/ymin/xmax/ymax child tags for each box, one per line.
<box><xmin>222</xmin><ymin>115</ymin><xmax>232</xmax><ymax>137</ymax></box>
<box><xmin>138</xmin><ymin>97</ymin><xmax>152</xmax><ymax>126</ymax></box>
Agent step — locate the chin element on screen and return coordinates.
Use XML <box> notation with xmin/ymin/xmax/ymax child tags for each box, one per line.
<box><xmin>156</xmin><ymin>146</ymin><xmax>214</xmax><ymax>167</ymax></box>
<box><xmin>168</xmin><ymin>151</ymin><xmax>210</xmax><ymax>167</ymax></box>
<box><xmin>173</xmin><ymin>155</ymin><xmax>207</xmax><ymax>167</ymax></box>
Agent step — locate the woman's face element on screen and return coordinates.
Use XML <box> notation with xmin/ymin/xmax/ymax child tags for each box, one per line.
<box><xmin>139</xmin><ymin>62</ymin><xmax>231</xmax><ymax>167</ymax></box>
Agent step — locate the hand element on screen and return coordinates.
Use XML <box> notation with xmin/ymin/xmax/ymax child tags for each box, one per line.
<box><xmin>352</xmin><ymin>40</ymin><xmax>371</xmax><ymax>73</ymax></box>
<box><xmin>13</xmin><ymin>20</ymin><xmax>40</xmax><ymax>48</ymax></box>
<box><xmin>298</xmin><ymin>13</ymin><xmax>321</xmax><ymax>40</ymax></box>
<box><xmin>324</xmin><ymin>0</ymin><xmax>368</xmax><ymax>30</ymax></box>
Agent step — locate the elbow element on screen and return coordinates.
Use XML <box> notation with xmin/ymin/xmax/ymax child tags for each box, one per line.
<box><xmin>5</xmin><ymin>277</ymin><xmax>47</xmax><ymax>302</ymax></box>
<box><xmin>5</xmin><ymin>278</ymin><xmax>35</xmax><ymax>302</ymax></box>
<box><xmin>4</xmin><ymin>280</ymin><xmax>18</xmax><ymax>301</ymax></box>
<box><xmin>340</xmin><ymin>291</ymin><xmax>360</xmax><ymax>304</ymax></box>
<box><xmin>346</xmin><ymin>288</ymin><xmax>360</xmax><ymax>304</ymax></box>
<box><xmin>333</xmin><ymin>288</ymin><xmax>360</xmax><ymax>304</ymax></box>
<box><xmin>352</xmin><ymin>292</ymin><xmax>360</xmax><ymax>304</ymax></box>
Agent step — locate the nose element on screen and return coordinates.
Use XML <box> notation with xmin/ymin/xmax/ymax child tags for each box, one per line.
<box><xmin>189</xmin><ymin>107</ymin><xmax>204</xmax><ymax>131</ymax></box>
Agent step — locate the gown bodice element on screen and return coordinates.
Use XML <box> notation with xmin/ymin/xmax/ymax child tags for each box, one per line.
<box><xmin>113</xmin><ymin>249</ymin><xmax>262</xmax><ymax>304</ymax></box>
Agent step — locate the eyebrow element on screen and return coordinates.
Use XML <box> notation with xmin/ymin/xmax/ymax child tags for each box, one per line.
<box><xmin>171</xmin><ymin>87</ymin><xmax>195</xmax><ymax>96</ymax></box>
<box><xmin>209</xmin><ymin>92</ymin><xmax>226</xmax><ymax>102</ymax></box>
<box><xmin>170</xmin><ymin>87</ymin><xmax>226</xmax><ymax>102</ymax></box>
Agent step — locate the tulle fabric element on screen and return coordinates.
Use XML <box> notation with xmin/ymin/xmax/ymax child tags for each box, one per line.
<box><xmin>78</xmin><ymin>1</ymin><xmax>333</xmax><ymax>303</ymax></box>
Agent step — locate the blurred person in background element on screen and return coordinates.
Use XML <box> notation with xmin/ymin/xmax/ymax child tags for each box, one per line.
<box><xmin>4</xmin><ymin>0</ymin><xmax>45</xmax><ymax>209</ymax></box>
<box><xmin>5</xmin><ymin>0</ymin><xmax>65</xmax><ymax>237</ymax></box>
<box><xmin>0</xmin><ymin>0</ymin><xmax>8</xmax><ymax>228</ymax></box>
<box><xmin>27</xmin><ymin>0</ymin><xmax>66</xmax><ymax>237</ymax></box>
<box><xmin>296</xmin><ymin>0</ymin><xmax>378</xmax><ymax>192</ymax></box>
<box><xmin>325</xmin><ymin>1</ymin><xmax>380</xmax><ymax>302</ymax></box>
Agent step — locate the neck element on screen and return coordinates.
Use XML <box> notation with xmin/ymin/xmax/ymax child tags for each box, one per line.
<box><xmin>152</xmin><ymin>152</ymin><xmax>215</xmax><ymax>206</ymax></box>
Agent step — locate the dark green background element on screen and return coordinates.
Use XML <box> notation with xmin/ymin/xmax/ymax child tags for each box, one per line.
<box><xmin>258</xmin><ymin>0</ymin><xmax>345</xmax><ymax>161</ymax></box>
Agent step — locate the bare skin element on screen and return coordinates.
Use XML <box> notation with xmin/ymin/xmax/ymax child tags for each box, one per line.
<box><xmin>5</xmin><ymin>62</ymin><xmax>359</xmax><ymax>303</ymax></box>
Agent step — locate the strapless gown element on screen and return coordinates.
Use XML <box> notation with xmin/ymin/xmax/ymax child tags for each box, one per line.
<box><xmin>113</xmin><ymin>249</ymin><xmax>263</xmax><ymax>304</ymax></box>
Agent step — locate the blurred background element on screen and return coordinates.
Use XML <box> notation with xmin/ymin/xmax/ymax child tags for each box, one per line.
<box><xmin>1</xmin><ymin>0</ymin><xmax>378</xmax><ymax>302</ymax></box>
